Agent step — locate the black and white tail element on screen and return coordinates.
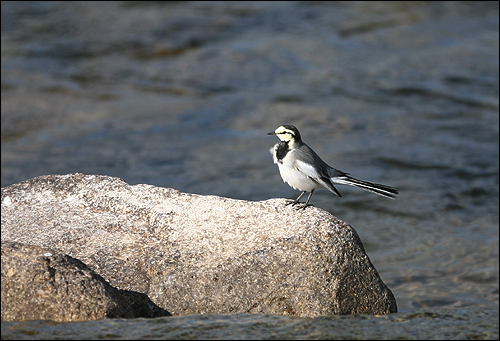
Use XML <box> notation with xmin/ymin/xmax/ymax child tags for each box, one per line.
<box><xmin>333</xmin><ymin>175</ymin><xmax>399</xmax><ymax>199</ymax></box>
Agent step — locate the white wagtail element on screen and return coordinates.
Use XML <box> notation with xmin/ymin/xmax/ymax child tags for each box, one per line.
<box><xmin>268</xmin><ymin>125</ymin><xmax>398</xmax><ymax>208</ymax></box>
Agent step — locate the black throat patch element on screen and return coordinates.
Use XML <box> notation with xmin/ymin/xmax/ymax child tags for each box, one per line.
<box><xmin>276</xmin><ymin>141</ymin><xmax>290</xmax><ymax>163</ymax></box>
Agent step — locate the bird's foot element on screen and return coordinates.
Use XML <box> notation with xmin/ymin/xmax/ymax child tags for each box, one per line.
<box><xmin>294</xmin><ymin>203</ymin><xmax>313</xmax><ymax>210</ymax></box>
<box><xmin>285</xmin><ymin>200</ymin><xmax>312</xmax><ymax>210</ymax></box>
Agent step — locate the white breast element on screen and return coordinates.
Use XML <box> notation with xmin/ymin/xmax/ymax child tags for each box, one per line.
<box><xmin>276</xmin><ymin>150</ymin><xmax>321</xmax><ymax>192</ymax></box>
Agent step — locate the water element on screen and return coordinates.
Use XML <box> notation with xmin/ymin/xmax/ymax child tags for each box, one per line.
<box><xmin>1</xmin><ymin>1</ymin><xmax>498</xmax><ymax>338</ymax></box>
<box><xmin>1</xmin><ymin>309</ymin><xmax>498</xmax><ymax>340</ymax></box>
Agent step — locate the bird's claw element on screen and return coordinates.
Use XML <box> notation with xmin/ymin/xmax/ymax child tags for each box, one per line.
<box><xmin>285</xmin><ymin>200</ymin><xmax>312</xmax><ymax>210</ymax></box>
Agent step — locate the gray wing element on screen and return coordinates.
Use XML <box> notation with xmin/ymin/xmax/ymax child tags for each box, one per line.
<box><xmin>294</xmin><ymin>144</ymin><xmax>343</xmax><ymax>197</ymax></box>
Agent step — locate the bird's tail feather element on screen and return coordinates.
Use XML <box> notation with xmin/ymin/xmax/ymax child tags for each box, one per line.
<box><xmin>332</xmin><ymin>176</ymin><xmax>398</xmax><ymax>199</ymax></box>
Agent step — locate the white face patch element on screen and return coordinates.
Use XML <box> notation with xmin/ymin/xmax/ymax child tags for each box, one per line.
<box><xmin>274</xmin><ymin>126</ymin><xmax>295</xmax><ymax>142</ymax></box>
<box><xmin>277</xmin><ymin>132</ymin><xmax>293</xmax><ymax>142</ymax></box>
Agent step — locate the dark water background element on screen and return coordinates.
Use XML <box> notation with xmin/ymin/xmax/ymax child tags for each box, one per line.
<box><xmin>1</xmin><ymin>1</ymin><xmax>498</xmax><ymax>339</ymax></box>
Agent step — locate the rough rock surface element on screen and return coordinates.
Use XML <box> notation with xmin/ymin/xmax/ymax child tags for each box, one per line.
<box><xmin>1</xmin><ymin>241</ymin><xmax>136</xmax><ymax>322</ymax></box>
<box><xmin>1</xmin><ymin>173</ymin><xmax>397</xmax><ymax>319</ymax></box>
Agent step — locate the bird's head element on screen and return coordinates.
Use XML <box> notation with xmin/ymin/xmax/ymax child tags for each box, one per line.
<box><xmin>267</xmin><ymin>125</ymin><xmax>302</xmax><ymax>144</ymax></box>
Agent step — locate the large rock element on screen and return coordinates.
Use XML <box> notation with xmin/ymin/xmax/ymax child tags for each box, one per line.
<box><xmin>1</xmin><ymin>173</ymin><xmax>397</xmax><ymax>319</ymax></box>
<box><xmin>1</xmin><ymin>241</ymin><xmax>170</xmax><ymax>322</ymax></box>
<box><xmin>1</xmin><ymin>241</ymin><xmax>135</xmax><ymax>322</ymax></box>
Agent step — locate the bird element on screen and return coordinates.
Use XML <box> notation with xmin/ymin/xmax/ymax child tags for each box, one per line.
<box><xmin>268</xmin><ymin>125</ymin><xmax>398</xmax><ymax>209</ymax></box>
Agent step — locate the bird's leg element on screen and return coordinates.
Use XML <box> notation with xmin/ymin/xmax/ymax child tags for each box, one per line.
<box><xmin>303</xmin><ymin>190</ymin><xmax>314</xmax><ymax>207</ymax></box>
<box><xmin>286</xmin><ymin>190</ymin><xmax>315</xmax><ymax>209</ymax></box>
<box><xmin>295</xmin><ymin>190</ymin><xmax>314</xmax><ymax>209</ymax></box>
<box><xmin>286</xmin><ymin>191</ymin><xmax>306</xmax><ymax>206</ymax></box>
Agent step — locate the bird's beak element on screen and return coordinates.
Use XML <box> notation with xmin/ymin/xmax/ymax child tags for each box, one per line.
<box><xmin>267</xmin><ymin>131</ymin><xmax>276</xmax><ymax>135</ymax></box>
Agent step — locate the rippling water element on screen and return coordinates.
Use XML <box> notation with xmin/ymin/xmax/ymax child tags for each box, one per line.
<box><xmin>2</xmin><ymin>309</ymin><xmax>498</xmax><ymax>340</ymax></box>
<box><xmin>1</xmin><ymin>1</ymin><xmax>498</xmax><ymax>338</ymax></box>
